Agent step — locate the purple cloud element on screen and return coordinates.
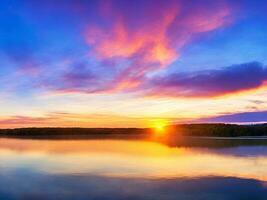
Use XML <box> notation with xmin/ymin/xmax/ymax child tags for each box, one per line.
<box><xmin>84</xmin><ymin>0</ymin><xmax>233</xmax><ymax>92</ymax></box>
<box><xmin>195</xmin><ymin>110</ymin><xmax>267</xmax><ymax>123</ymax></box>
<box><xmin>146</xmin><ymin>62</ymin><xmax>267</xmax><ymax>97</ymax></box>
<box><xmin>2</xmin><ymin>0</ymin><xmax>235</xmax><ymax>96</ymax></box>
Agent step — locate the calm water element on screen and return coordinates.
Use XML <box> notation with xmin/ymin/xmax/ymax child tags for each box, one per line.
<box><xmin>1</xmin><ymin>135</ymin><xmax>267</xmax><ymax>200</ymax></box>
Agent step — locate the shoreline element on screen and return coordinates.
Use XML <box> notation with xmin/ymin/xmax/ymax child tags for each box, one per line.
<box><xmin>2</xmin><ymin>134</ymin><xmax>267</xmax><ymax>140</ymax></box>
<box><xmin>1</xmin><ymin>124</ymin><xmax>267</xmax><ymax>139</ymax></box>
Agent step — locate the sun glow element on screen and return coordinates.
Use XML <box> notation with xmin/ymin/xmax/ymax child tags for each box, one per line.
<box><xmin>150</xmin><ymin>119</ymin><xmax>169</xmax><ymax>136</ymax></box>
<box><xmin>155</xmin><ymin>122</ymin><xmax>165</xmax><ymax>131</ymax></box>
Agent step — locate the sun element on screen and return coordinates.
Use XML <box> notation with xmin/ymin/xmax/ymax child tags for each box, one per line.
<box><xmin>150</xmin><ymin>119</ymin><xmax>169</xmax><ymax>136</ymax></box>
<box><xmin>154</xmin><ymin>122</ymin><xmax>166</xmax><ymax>131</ymax></box>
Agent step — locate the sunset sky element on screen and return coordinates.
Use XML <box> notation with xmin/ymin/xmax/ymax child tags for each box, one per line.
<box><xmin>0</xmin><ymin>0</ymin><xmax>267</xmax><ymax>128</ymax></box>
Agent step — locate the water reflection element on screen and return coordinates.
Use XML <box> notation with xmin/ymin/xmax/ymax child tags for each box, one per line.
<box><xmin>1</xmin><ymin>137</ymin><xmax>267</xmax><ymax>199</ymax></box>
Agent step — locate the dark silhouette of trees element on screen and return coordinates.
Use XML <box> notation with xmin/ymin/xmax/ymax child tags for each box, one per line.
<box><xmin>172</xmin><ymin>123</ymin><xmax>267</xmax><ymax>137</ymax></box>
<box><xmin>0</xmin><ymin>124</ymin><xmax>267</xmax><ymax>137</ymax></box>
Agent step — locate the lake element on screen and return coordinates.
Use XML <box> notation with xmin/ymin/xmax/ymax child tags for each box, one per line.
<box><xmin>1</xmin><ymin>135</ymin><xmax>267</xmax><ymax>200</ymax></box>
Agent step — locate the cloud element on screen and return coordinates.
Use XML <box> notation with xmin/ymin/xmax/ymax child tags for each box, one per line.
<box><xmin>195</xmin><ymin>110</ymin><xmax>267</xmax><ymax>123</ymax></box>
<box><xmin>84</xmin><ymin>0</ymin><xmax>232</xmax><ymax>92</ymax></box>
<box><xmin>2</xmin><ymin>0</ymin><xmax>234</xmax><ymax>96</ymax></box>
<box><xmin>146</xmin><ymin>62</ymin><xmax>267</xmax><ymax>97</ymax></box>
<box><xmin>0</xmin><ymin>112</ymin><xmax>149</xmax><ymax>128</ymax></box>
<box><xmin>47</xmin><ymin>62</ymin><xmax>99</xmax><ymax>93</ymax></box>
<box><xmin>0</xmin><ymin>116</ymin><xmax>54</xmax><ymax>128</ymax></box>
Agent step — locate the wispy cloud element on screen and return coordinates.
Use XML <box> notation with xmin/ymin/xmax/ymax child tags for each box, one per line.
<box><xmin>1</xmin><ymin>0</ymin><xmax>234</xmax><ymax>96</ymax></box>
<box><xmin>84</xmin><ymin>0</ymin><xmax>232</xmax><ymax>92</ymax></box>
<box><xmin>0</xmin><ymin>112</ymin><xmax>156</xmax><ymax>128</ymax></box>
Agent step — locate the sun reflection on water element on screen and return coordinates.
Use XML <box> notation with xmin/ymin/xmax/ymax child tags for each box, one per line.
<box><xmin>1</xmin><ymin>137</ymin><xmax>267</xmax><ymax>182</ymax></box>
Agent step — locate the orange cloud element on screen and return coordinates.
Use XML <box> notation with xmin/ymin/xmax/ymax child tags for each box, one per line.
<box><xmin>0</xmin><ymin>112</ymin><xmax>150</xmax><ymax>128</ymax></box>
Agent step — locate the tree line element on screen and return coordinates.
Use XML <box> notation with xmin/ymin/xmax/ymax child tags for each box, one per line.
<box><xmin>0</xmin><ymin>124</ymin><xmax>267</xmax><ymax>137</ymax></box>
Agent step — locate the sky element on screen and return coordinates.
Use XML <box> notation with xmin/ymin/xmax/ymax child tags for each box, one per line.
<box><xmin>0</xmin><ymin>0</ymin><xmax>267</xmax><ymax>128</ymax></box>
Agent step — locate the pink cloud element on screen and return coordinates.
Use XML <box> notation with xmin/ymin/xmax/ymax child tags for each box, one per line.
<box><xmin>85</xmin><ymin>0</ymin><xmax>232</xmax><ymax>92</ymax></box>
